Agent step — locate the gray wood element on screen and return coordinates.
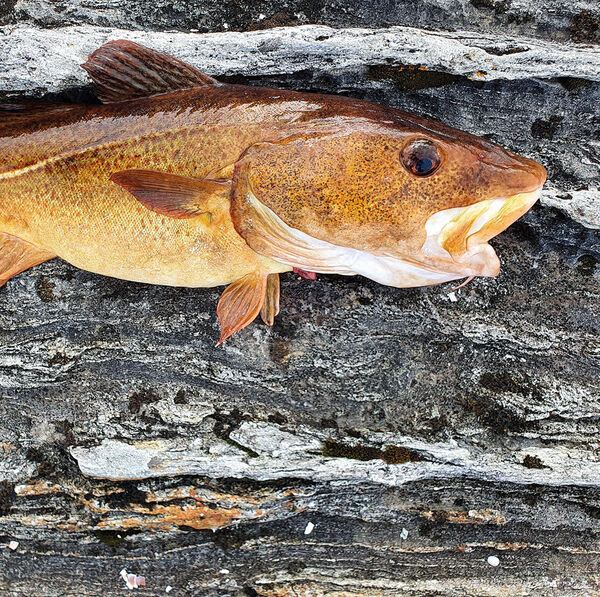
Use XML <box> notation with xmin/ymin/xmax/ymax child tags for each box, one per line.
<box><xmin>0</xmin><ymin>2</ymin><xmax>599</xmax><ymax>595</ymax></box>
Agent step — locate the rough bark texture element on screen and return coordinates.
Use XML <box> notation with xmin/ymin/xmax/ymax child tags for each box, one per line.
<box><xmin>0</xmin><ymin>1</ymin><xmax>599</xmax><ymax>596</ymax></box>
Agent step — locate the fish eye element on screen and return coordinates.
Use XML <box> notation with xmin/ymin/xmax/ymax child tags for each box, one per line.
<box><xmin>401</xmin><ymin>139</ymin><xmax>441</xmax><ymax>177</ymax></box>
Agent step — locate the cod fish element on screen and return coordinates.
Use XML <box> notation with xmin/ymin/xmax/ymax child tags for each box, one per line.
<box><xmin>0</xmin><ymin>41</ymin><xmax>546</xmax><ymax>343</ymax></box>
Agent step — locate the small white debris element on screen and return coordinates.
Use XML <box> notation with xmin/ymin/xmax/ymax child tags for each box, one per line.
<box><xmin>120</xmin><ymin>569</ymin><xmax>146</xmax><ymax>589</ymax></box>
<box><xmin>165</xmin><ymin>587</ymin><xmax>173</xmax><ymax>594</ymax></box>
<box><xmin>219</xmin><ymin>569</ymin><xmax>230</xmax><ymax>575</ymax></box>
<box><xmin>223</xmin><ymin>22</ymin><xmax>229</xmax><ymax>30</ymax></box>
<box><xmin>120</xmin><ymin>569</ymin><xmax>131</xmax><ymax>588</ymax></box>
<box><xmin>400</xmin><ymin>528</ymin><xmax>409</xmax><ymax>540</ymax></box>
<box><xmin>487</xmin><ymin>555</ymin><xmax>500</xmax><ymax>567</ymax></box>
<box><xmin>258</xmin><ymin>13</ymin><xmax>266</xmax><ymax>20</ymax></box>
<box><xmin>447</xmin><ymin>291</ymin><xmax>458</xmax><ymax>302</ymax></box>
<box><xmin>304</xmin><ymin>521</ymin><xmax>314</xmax><ymax>535</ymax></box>
<box><xmin>8</xmin><ymin>541</ymin><xmax>18</xmax><ymax>550</ymax></box>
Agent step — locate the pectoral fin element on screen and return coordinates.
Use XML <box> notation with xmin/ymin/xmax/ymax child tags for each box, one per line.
<box><xmin>217</xmin><ymin>272</ymin><xmax>276</xmax><ymax>345</ymax></box>
<box><xmin>111</xmin><ymin>169</ymin><xmax>230</xmax><ymax>221</ymax></box>
<box><xmin>82</xmin><ymin>41</ymin><xmax>219</xmax><ymax>103</ymax></box>
<box><xmin>0</xmin><ymin>233</ymin><xmax>56</xmax><ymax>288</ymax></box>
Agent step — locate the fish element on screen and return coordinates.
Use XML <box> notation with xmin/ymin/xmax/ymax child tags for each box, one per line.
<box><xmin>0</xmin><ymin>41</ymin><xmax>547</xmax><ymax>343</ymax></box>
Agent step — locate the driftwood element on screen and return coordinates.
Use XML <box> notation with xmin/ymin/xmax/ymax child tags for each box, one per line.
<box><xmin>0</xmin><ymin>1</ymin><xmax>599</xmax><ymax>595</ymax></box>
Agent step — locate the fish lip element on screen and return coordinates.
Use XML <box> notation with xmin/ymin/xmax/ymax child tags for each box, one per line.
<box><xmin>471</xmin><ymin>188</ymin><xmax>541</xmax><ymax>239</ymax></box>
<box><xmin>417</xmin><ymin>186</ymin><xmax>543</xmax><ymax>278</ymax></box>
<box><xmin>449</xmin><ymin>242</ymin><xmax>501</xmax><ymax>277</ymax></box>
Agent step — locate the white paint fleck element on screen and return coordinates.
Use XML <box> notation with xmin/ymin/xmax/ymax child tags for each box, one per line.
<box><xmin>304</xmin><ymin>521</ymin><xmax>314</xmax><ymax>535</ymax></box>
<box><xmin>165</xmin><ymin>587</ymin><xmax>173</xmax><ymax>593</ymax></box>
<box><xmin>8</xmin><ymin>541</ymin><xmax>19</xmax><ymax>550</ymax></box>
<box><xmin>400</xmin><ymin>528</ymin><xmax>409</xmax><ymax>540</ymax></box>
<box><xmin>487</xmin><ymin>555</ymin><xmax>500</xmax><ymax>567</ymax></box>
<box><xmin>447</xmin><ymin>291</ymin><xmax>458</xmax><ymax>302</ymax></box>
<box><xmin>219</xmin><ymin>569</ymin><xmax>230</xmax><ymax>574</ymax></box>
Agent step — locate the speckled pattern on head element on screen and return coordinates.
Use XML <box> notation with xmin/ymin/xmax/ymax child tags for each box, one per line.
<box><xmin>229</xmin><ymin>100</ymin><xmax>546</xmax><ymax>262</ymax></box>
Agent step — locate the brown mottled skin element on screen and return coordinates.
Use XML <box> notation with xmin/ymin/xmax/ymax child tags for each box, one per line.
<box><xmin>0</xmin><ymin>42</ymin><xmax>546</xmax><ymax>340</ymax></box>
<box><xmin>0</xmin><ymin>87</ymin><xmax>322</xmax><ymax>286</ymax></box>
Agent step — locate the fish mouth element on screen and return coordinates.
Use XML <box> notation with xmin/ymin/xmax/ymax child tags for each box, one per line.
<box><xmin>420</xmin><ymin>188</ymin><xmax>542</xmax><ymax>278</ymax></box>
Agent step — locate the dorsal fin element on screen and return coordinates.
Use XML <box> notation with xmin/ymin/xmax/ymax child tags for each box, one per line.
<box><xmin>81</xmin><ymin>40</ymin><xmax>219</xmax><ymax>103</ymax></box>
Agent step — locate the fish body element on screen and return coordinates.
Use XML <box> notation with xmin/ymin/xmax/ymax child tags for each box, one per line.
<box><xmin>0</xmin><ymin>87</ymin><xmax>308</xmax><ymax>287</ymax></box>
<box><xmin>0</xmin><ymin>41</ymin><xmax>546</xmax><ymax>342</ymax></box>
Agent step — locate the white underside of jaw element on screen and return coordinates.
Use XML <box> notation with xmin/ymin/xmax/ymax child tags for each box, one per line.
<box><xmin>246</xmin><ymin>189</ymin><xmax>541</xmax><ymax>288</ymax></box>
<box><xmin>248</xmin><ymin>192</ymin><xmax>464</xmax><ymax>287</ymax></box>
<box><xmin>347</xmin><ymin>251</ymin><xmax>464</xmax><ymax>286</ymax></box>
<box><xmin>278</xmin><ymin>227</ymin><xmax>463</xmax><ymax>287</ymax></box>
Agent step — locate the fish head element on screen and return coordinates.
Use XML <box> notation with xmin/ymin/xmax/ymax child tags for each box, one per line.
<box><xmin>230</xmin><ymin>111</ymin><xmax>547</xmax><ymax>287</ymax></box>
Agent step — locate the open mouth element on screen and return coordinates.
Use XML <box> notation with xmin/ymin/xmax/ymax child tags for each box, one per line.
<box><xmin>421</xmin><ymin>189</ymin><xmax>542</xmax><ymax>278</ymax></box>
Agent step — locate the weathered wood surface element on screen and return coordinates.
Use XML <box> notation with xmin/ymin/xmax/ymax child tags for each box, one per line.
<box><xmin>0</xmin><ymin>1</ymin><xmax>599</xmax><ymax>595</ymax></box>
